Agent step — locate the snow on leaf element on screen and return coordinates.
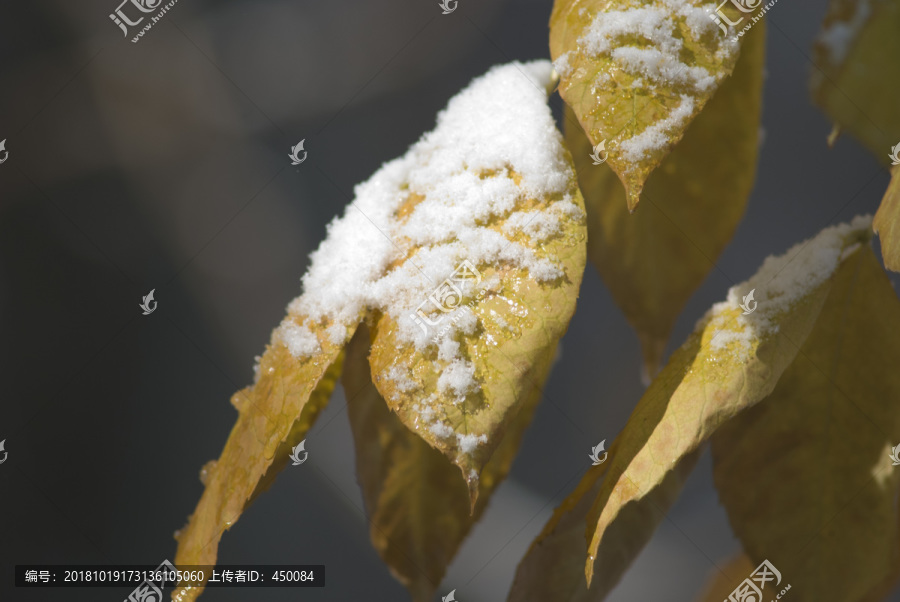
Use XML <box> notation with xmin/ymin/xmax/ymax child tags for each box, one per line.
<box><xmin>582</xmin><ymin>216</ymin><xmax>873</xmax><ymax>586</ymax></box>
<box><xmin>550</xmin><ymin>0</ymin><xmax>743</xmax><ymax>210</ymax></box>
<box><xmin>567</xmin><ymin>22</ymin><xmax>765</xmax><ymax>379</ymax></box>
<box><xmin>357</xmin><ymin>62</ymin><xmax>586</xmax><ymax>503</ymax></box>
<box><xmin>711</xmin><ymin>244</ymin><xmax>900</xmax><ymax>602</ymax></box>
<box><xmin>172</xmin><ymin>318</ymin><xmax>352</xmax><ymax>602</ymax></box>
<box><xmin>173</xmin><ymin>60</ymin><xmax>585</xmax><ymax>601</ymax></box>
<box><xmin>811</xmin><ymin>0</ymin><xmax>900</xmax><ymax>162</ymax></box>
<box><xmin>345</xmin><ymin>326</ymin><xmax>554</xmax><ymax>602</ymax></box>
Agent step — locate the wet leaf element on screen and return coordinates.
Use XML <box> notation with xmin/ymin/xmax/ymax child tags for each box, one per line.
<box><xmin>567</xmin><ymin>23</ymin><xmax>765</xmax><ymax>378</ymax></box>
<box><xmin>811</xmin><ymin>0</ymin><xmax>900</xmax><ymax>162</ymax></box>
<box><xmin>367</xmin><ymin>148</ymin><xmax>587</xmax><ymax>503</ymax></box>
<box><xmin>172</xmin><ymin>317</ymin><xmax>354</xmax><ymax>602</ymax></box>
<box><xmin>583</xmin><ymin>217</ymin><xmax>872</xmax><ymax>586</ymax></box>
<box><xmin>345</xmin><ymin>325</ymin><xmax>554</xmax><ymax>602</ymax></box>
<box><xmin>711</xmin><ymin>244</ymin><xmax>900</xmax><ymax>602</ymax></box>
<box><xmin>874</xmin><ymin>165</ymin><xmax>900</xmax><ymax>272</ymax></box>
<box><xmin>550</xmin><ymin>0</ymin><xmax>744</xmax><ymax>209</ymax></box>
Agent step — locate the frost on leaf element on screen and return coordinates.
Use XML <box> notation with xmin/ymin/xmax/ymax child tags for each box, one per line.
<box><xmin>566</xmin><ymin>22</ymin><xmax>765</xmax><ymax>379</ymax></box>
<box><xmin>550</xmin><ymin>0</ymin><xmax>743</xmax><ymax>210</ymax></box>
<box><xmin>712</xmin><ymin>244</ymin><xmax>900</xmax><ymax>602</ymax></box>
<box><xmin>509</xmin><ymin>217</ymin><xmax>873</xmax><ymax>596</ymax></box>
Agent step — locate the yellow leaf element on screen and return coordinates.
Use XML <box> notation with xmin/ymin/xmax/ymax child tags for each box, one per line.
<box><xmin>550</xmin><ymin>0</ymin><xmax>746</xmax><ymax>209</ymax></box>
<box><xmin>345</xmin><ymin>325</ymin><xmax>554</xmax><ymax>602</ymax></box>
<box><xmin>364</xmin><ymin>69</ymin><xmax>587</xmax><ymax>503</ymax></box>
<box><xmin>582</xmin><ymin>216</ymin><xmax>873</xmax><ymax>586</ymax></box>
<box><xmin>874</xmin><ymin>165</ymin><xmax>900</xmax><ymax>271</ymax></box>
<box><xmin>172</xmin><ymin>60</ymin><xmax>585</xmax><ymax>601</ymax></box>
<box><xmin>811</xmin><ymin>0</ymin><xmax>900</xmax><ymax>162</ymax></box>
<box><xmin>710</xmin><ymin>244</ymin><xmax>900</xmax><ymax>602</ymax></box>
<box><xmin>172</xmin><ymin>317</ymin><xmax>353</xmax><ymax>602</ymax></box>
<box><xmin>507</xmin><ymin>442</ymin><xmax>700</xmax><ymax>601</ymax></box>
<box><xmin>568</xmin><ymin>22</ymin><xmax>765</xmax><ymax>377</ymax></box>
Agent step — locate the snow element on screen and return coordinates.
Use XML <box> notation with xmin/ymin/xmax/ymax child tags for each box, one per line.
<box><xmin>705</xmin><ymin>215</ymin><xmax>872</xmax><ymax>358</ymax></box>
<box><xmin>817</xmin><ymin>0</ymin><xmax>873</xmax><ymax>65</ymax></box>
<box><xmin>267</xmin><ymin>61</ymin><xmax>580</xmax><ymax>462</ymax></box>
<box><xmin>619</xmin><ymin>95</ymin><xmax>695</xmax><ymax>161</ymax></box>
<box><xmin>572</xmin><ymin>0</ymin><xmax>739</xmax><ymax>164</ymax></box>
<box><xmin>276</xmin><ymin>60</ymin><xmax>575</xmax><ymax>368</ymax></box>
<box><xmin>276</xmin><ymin>319</ymin><xmax>321</xmax><ymax>357</ymax></box>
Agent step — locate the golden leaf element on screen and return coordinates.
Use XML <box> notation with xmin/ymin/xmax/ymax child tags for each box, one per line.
<box><xmin>367</xmin><ymin>134</ymin><xmax>587</xmax><ymax>503</ymax></box>
<box><xmin>583</xmin><ymin>217</ymin><xmax>872</xmax><ymax>585</ymax></box>
<box><xmin>171</xmin><ymin>60</ymin><xmax>586</xmax><ymax>601</ymax></box>
<box><xmin>171</xmin><ymin>317</ymin><xmax>354</xmax><ymax>602</ymax></box>
<box><xmin>711</xmin><ymin>244</ymin><xmax>900</xmax><ymax>602</ymax></box>
<box><xmin>550</xmin><ymin>0</ymin><xmax>746</xmax><ymax>209</ymax></box>
<box><xmin>568</xmin><ymin>22</ymin><xmax>765</xmax><ymax>378</ymax></box>
<box><xmin>345</xmin><ymin>325</ymin><xmax>554</xmax><ymax>602</ymax></box>
<box><xmin>507</xmin><ymin>442</ymin><xmax>700</xmax><ymax>601</ymax></box>
<box><xmin>811</xmin><ymin>0</ymin><xmax>900</xmax><ymax>162</ymax></box>
<box><xmin>874</xmin><ymin>165</ymin><xmax>900</xmax><ymax>271</ymax></box>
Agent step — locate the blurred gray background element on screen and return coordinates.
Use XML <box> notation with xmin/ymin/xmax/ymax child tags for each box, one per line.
<box><xmin>0</xmin><ymin>0</ymin><xmax>898</xmax><ymax>600</ymax></box>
